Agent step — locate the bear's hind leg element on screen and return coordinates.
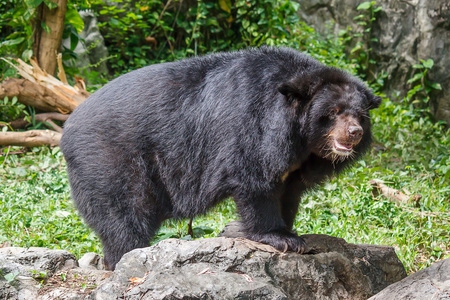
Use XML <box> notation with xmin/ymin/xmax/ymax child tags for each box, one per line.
<box><xmin>99</xmin><ymin>214</ymin><xmax>162</xmax><ymax>270</ymax></box>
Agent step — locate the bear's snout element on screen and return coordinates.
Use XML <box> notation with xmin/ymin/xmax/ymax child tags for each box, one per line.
<box><xmin>347</xmin><ymin>125</ymin><xmax>363</xmax><ymax>143</ymax></box>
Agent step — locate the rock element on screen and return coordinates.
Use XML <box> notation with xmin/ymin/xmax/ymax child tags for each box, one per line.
<box><xmin>63</xmin><ymin>11</ymin><xmax>109</xmax><ymax>76</ymax></box>
<box><xmin>369</xmin><ymin>257</ymin><xmax>450</xmax><ymax>299</ymax></box>
<box><xmin>78</xmin><ymin>253</ymin><xmax>106</xmax><ymax>270</ymax></box>
<box><xmin>295</xmin><ymin>0</ymin><xmax>450</xmax><ymax>125</ymax></box>
<box><xmin>89</xmin><ymin>234</ymin><xmax>406</xmax><ymax>299</ymax></box>
<box><xmin>0</xmin><ymin>247</ymin><xmax>110</xmax><ymax>300</ymax></box>
<box><xmin>0</xmin><ymin>247</ymin><xmax>78</xmax><ymax>300</ymax></box>
<box><xmin>0</xmin><ymin>233</ymin><xmax>406</xmax><ymax>299</ymax></box>
<box><xmin>37</xmin><ymin>266</ymin><xmax>111</xmax><ymax>300</ymax></box>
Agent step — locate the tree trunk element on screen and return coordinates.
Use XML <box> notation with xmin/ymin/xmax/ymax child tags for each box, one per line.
<box><xmin>33</xmin><ymin>0</ymin><xmax>68</xmax><ymax>75</ymax></box>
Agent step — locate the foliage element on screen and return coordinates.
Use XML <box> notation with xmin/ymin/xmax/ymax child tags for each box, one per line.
<box><xmin>0</xmin><ymin>0</ymin><xmax>34</xmax><ymax>62</ymax></box>
<box><xmin>0</xmin><ymin>96</ymin><xmax>29</xmax><ymax>127</ymax></box>
<box><xmin>0</xmin><ymin>95</ymin><xmax>61</xmax><ymax>132</ymax></box>
<box><xmin>0</xmin><ymin>0</ymin><xmax>84</xmax><ymax>72</ymax></box>
<box><xmin>407</xmin><ymin>59</ymin><xmax>443</xmax><ymax>109</ymax></box>
<box><xmin>86</xmin><ymin>0</ymin><xmax>306</xmax><ymax>74</ymax></box>
<box><xmin>80</xmin><ymin>0</ymin><xmax>355</xmax><ymax>75</ymax></box>
<box><xmin>338</xmin><ymin>1</ymin><xmax>382</xmax><ymax>79</ymax></box>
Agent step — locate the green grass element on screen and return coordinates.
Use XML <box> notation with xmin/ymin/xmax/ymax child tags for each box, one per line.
<box><xmin>1</xmin><ymin>99</ymin><xmax>449</xmax><ymax>274</ymax></box>
<box><xmin>0</xmin><ymin>148</ymin><xmax>102</xmax><ymax>258</ymax></box>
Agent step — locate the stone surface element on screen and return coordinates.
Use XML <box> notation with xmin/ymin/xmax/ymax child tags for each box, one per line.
<box><xmin>0</xmin><ymin>234</ymin><xmax>407</xmax><ymax>300</ymax></box>
<box><xmin>63</xmin><ymin>11</ymin><xmax>109</xmax><ymax>76</ymax></box>
<box><xmin>89</xmin><ymin>235</ymin><xmax>406</xmax><ymax>299</ymax></box>
<box><xmin>78</xmin><ymin>252</ymin><xmax>106</xmax><ymax>270</ymax></box>
<box><xmin>0</xmin><ymin>247</ymin><xmax>78</xmax><ymax>300</ymax></box>
<box><xmin>296</xmin><ymin>0</ymin><xmax>450</xmax><ymax>125</ymax></box>
<box><xmin>0</xmin><ymin>247</ymin><xmax>109</xmax><ymax>300</ymax></box>
<box><xmin>369</xmin><ymin>257</ymin><xmax>450</xmax><ymax>299</ymax></box>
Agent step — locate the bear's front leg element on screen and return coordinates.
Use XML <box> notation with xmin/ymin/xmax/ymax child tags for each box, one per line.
<box><xmin>234</xmin><ymin>191</ymin><xmax>306</xmax><ymax>254</ymax></box>
<box><xmin>280</xmin><ymin>173</ymin><xmax>306</xmax><ymax>230</ymax></box>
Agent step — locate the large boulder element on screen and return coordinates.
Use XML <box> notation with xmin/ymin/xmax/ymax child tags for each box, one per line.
<box><xmin>0</xmin><ymin>235</ymin><xmax>406</xmax><ymax>299</ymax></box>
<box><xmin>0</xmin><ymin>247</ymin><xmax>78</xmax><ymax>299</ymax></box>
<box><xmin>63</xmin><ymin>11</ymin><xmax>109</xmax><ymax>76</ymax></box>
<box><xmin>0</xmin><ymin>247</ymin><xmax>109</xmax><ymax>300</ymax></box>
<box><xmin>369</xmin><ymin>257</ymin><xmax>450</xmax><ymax>299</ymax></box>
<box><xmin>89</xmin><ymin>235</ymin><xmax>406</xmax><ymax>299</ymax></box>
<box><xmin>296</xmin><ymin>0</ymin><xmax>450</xmax><ymax>125</ymax></box>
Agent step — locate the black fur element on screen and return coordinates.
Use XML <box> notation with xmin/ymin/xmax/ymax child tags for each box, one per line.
<box><xmin>60</xmin><ymin>47</ymin><xmax>381</xmax><ymax>270</ymax></box>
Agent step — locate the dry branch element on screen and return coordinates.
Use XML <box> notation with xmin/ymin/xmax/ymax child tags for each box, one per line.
<box><xmin>0</xmin><ymin>130</ymin><xmax>61</xmax><ymax>147</ymax></box>
<box><xmin>0</xmin><ymin>112</ymin><xmax>68</xmax><ymax>133</ymax></box>
<box><xmin>0</xmin><ymin>58</ymin><xmax>90</xmax><ymax>148</ymax></box>
<box><xmin>370</xmin><ymin>179</ymin><xmax>422</xmax><ymax>206</ymax></box>
<box><xmin>0</xmin><ymin>58</ymin><xmax>89</xmax><ymax>113</ymax></box>
<box><xmin>0</xmin><ymin>78</ymin><xmax>77</xmax><ymax>113</ymax></box>
<box><xmin>56</xmin><ymin>53</ymin><xmax>69</xmax><ymax>85</ymax></box>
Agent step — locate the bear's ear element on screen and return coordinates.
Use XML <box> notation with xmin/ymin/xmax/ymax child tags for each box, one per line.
<box><xmin>278</xmin><ymin>67</ymin><xmax>348</xmax><ymax>105</ymax></box>
<box><xmin>366</xmin><ymin>92</ymin><xmax>382</xmax><ymax>110</ymax></box>
<box><xmin>278</xmin><ymin>75</ymin><xmax>322</xmax><ymax>104</ymax></box>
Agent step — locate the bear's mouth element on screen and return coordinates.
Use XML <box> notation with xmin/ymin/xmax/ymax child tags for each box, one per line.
<box><xmin>332</xmin><ymin>140</ymin><xmax>354</xmax><ymax>156</ymax></box>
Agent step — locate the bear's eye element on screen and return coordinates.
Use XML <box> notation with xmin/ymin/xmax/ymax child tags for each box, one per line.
<box><xmin>329</xmin><ymin>107</ymin><xmax>340</xmax><ymax>118</ymax></box>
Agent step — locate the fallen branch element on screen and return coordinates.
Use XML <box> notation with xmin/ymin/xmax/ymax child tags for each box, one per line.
<box><xmin>0</xmin><ymin>58</ymin><xmax>89</xmax><ymax>113</ymax></box>
<box><xmin>0</xmin><ymin>130</ymin><xmax>61</xmax><ymax>147</ymax></box>
<box><xmin>0</xmin><ymin>78</ymin><xmax>77</xmax><ymax>113</ymax></box>
<box><xmin>0</xmin><ymin>112</ymin><xmax>68</xmax><ymax>133</ymax></box>
<box><xmin>369</xmin><ymin>179</ymin><xmax>422</xmax><ymax>207</ymax></box>
<box><xmin>0</xmin><ymin>58</ymin><xmax>87</xmax><ymax>148</ymax></box>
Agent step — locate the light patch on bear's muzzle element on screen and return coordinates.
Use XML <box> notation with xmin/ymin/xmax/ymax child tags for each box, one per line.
<box><xmin>332</xmin><ymin>140</ymin><xmax>354</xmax><ymax>156</ymax></box>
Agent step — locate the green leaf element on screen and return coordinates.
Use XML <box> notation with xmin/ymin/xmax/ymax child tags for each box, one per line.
<box><xmin>110</xmin><ymin>18</ymin><xmax>120</xmax><ymax>26</ymax></box>
<box><xmin>43</xmin><ymin>0</ymin><xmax>58</xmax><ymax>9</ymax></box>
<box><xmin>351</xmin><ymin>44</ymin><xmax>363</xmax><ymax>53</ymax></box>
<box><xmin>421</xmin><ymin>59</ymin><xmax>434</xmax><ymax>69</ymax></box>
<box><xmin>357</xmin><ymin>2</ymin><xmax>372</xmax><ymax>10</ymax></box>
<box><xmin>5</xmin><ymin>272</ymin><xmax>19</xmax><ymax>283</ymax></box>
<box><xmin>127</xmin><ymin>12</ymin><xmax>138</xmax><ymax>20</ymax></box>
<box><xmin>1</xmin><ymin>37</ymin><xmax>25</xmax><ymax>47</ymax></box>
<box><xmin>41</xmin><ymin>21</ymin><xmax>51</xmax><ymax>33</ymax></box>
<box><xmin>406</xmin><ymin>73</ymin><xmax>424</xmax><ymax>84</ymax></box>
<box><xmin>242</xmin><ymin>19</ymin><xmax>250</xmax><ymax>29</ymax></box>
<box><xmin>219</xmin><ymin>0</ymin><xmax>232</xmax><ymax>13</ymax></box>
<box><xmin>373</xmin><ymin>7</ymin><xmax>382</xmax><ymax>12</ymax></box>
<box><xmin>22</xmin><ymin>49</ymin><xmax>33</xmax><ymax>61</ymax></box>
<box><xmin>70</xmin><ymin>32</ymin><xmax>79</xmax><ymax>51</ymax></box>
<box><xmin>431</xmin><ymin>82</ymin><xmax>442</xmax><ymax>90</ymax></box>
<box><xmin>65</xmin><ymin>5</ymin><xmax>84</xmax><ymax>33</ymax></box>
<box><xmin>24</xmin><ymin>0</ymin><xmax>43</xmax><ymax>9</ymax></box>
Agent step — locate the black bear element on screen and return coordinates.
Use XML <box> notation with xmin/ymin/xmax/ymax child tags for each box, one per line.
<box><xmin>60</xmin><ymin>47</ymin><xmax>381</xmax><ymax>270</ymax></box>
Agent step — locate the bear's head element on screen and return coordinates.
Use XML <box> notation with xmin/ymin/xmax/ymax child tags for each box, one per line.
<box><xmin>278</xmin><ymin>67</ymin><xmax>382</xmax><ymax>163</ymax></box>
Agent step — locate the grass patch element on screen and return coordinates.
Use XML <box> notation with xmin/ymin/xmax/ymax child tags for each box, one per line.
<box><xmin>0</xmin><ymin>147</ymin><xmax>101</xmax><ymax>258</ymax></box>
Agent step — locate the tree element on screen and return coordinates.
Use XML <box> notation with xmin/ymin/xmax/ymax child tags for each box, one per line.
<box><xmin>33</xmin><ymin>0</ymin><xmax>68</xmax><ymax>75</ymax></box>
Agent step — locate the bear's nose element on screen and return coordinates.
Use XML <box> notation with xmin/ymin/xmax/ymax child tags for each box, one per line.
<box><xmin>348</xmin><ymin>125</ymin><xmax>363</xmax><ymax>140</ymax></box>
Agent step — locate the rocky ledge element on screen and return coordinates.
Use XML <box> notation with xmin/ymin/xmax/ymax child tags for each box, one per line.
<box><xmin>0</xmin><ymin>229</ymin><xmax>411</xmax><ymax>300</ymax></box>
